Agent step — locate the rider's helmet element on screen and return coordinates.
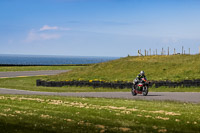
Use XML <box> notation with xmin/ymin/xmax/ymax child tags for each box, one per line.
<box><xmin>140</xmin><ymin>71</ymin><xmax>145</xmax><ymax>76</ymax></box>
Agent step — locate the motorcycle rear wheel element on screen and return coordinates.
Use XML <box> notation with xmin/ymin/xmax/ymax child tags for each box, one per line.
<box><xmin>142</xmin><ymin>86</ymin><xmax>148</xmax><ymax>96</ymax></box>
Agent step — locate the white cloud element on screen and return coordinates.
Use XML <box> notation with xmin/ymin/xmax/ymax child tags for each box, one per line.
<box><xmin>39</xmin><ymin>25</ymin><xmax>70</xmax><ymax>31</ymax></box>
<box><xmin>39</xmin><ymin>25</ymin><xmax>58</xmax><ymax>31</ymax></box>
<box><xmin>25</xmin><ymin>25</ymin><xmax>70</xmax><ymax>42</ymax></box>
<box><xmin>40</xmin><ymin>33</ymin><xmax>60</xmax><ymax>40</ymax></box>
<box><xmin>25</xmin><ymin>29</ymin><xmax>61</xmax><ymax>42</ymax></box>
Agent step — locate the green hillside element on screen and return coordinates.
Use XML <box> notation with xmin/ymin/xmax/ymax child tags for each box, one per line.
<box><xmin>45</xmin><ymin>55</ymin><xmax>200</xmax><ymax>82</ymax></box>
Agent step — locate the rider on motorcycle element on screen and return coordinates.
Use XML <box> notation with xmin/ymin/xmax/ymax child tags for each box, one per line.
<box><xmin>133</xmin><ymin>71</ymin><xmax>147</xmax><ymax>90</ymax></box>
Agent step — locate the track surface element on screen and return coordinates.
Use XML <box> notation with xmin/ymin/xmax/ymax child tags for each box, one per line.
<box><xmin>0</xmin><ymin>70</ymin><xmax>199</xmax><ymax>103</ymax></box>
<box><xmin>0</xmin><ymin>70</ymin><xmax>69</xmax><ymax>78</ymax></box>
<box><xmin>0</xmin><ymin>88</ymin><xmax>199</xmax><ymax>103</ymax></box>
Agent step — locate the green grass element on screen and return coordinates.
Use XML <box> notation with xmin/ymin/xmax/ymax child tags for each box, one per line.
<box><xmin>0</xmin><ymin>76</ymin><xmax>129</xmax><ymax>92</ymax></box>
<box><xmin>0</xmin><ymin>76</ymin><xmax>200</xmax><ymax>92</ymax></box>
<box><xmin>45</xmin><ymin>55</ymin><xmax>200</xmax><ymax>82</ymax></box>
<box><xmin>0</xmin><ymin>95</ymin><xmax>199</xmax><ymax>133</ymax></box>
<box><xmin>0</xmin><ymin>66</ymin><xmax>84</xmax><ymax>72</ymax></box>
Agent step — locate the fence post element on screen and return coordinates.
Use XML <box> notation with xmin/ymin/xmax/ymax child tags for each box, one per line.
<box><xmin>189</xmin><ymin>48</ymin><xmax>190</xmax><ymax>55</ymax></box>
<box><xmin>182</xmin><ymin>46</ymin><xmax>184</xmax><ymax>55</ymax></box>
<box><xmin>149</xmin><ymin>48</ymin><xmax>151</xmax><ymax>56</ymax></box>
<box><xmin>163</xmin><ymin>48</ymin><xmax>164</xmax><ymax>55</ymax></box>
<box><xmin>174</xmin><ymin>48</ymin><xmax>176</xmax><ymax>55</ymax></box>
<box><xmin>199</xmin><ymin>46</ymin><xmax>200</xmax><ymax>54</ymax></box>
<box><xmin>168</xmin><ymin>47</ymin><xmax>169</xmax><ymax>55</ymax></box>
<box><xmin>156</xmin><ymin>49</ymin><xmax>157</xmax><ymax>55</ymax></box>
<box><xmin>145</xmin><ymin>49</ymin><xmax>146</xmax><ymax>56</ymax></box>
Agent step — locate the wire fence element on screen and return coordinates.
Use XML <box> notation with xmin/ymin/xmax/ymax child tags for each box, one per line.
<box><xmin>137</xmin><ymin>46</ymin><xmax>200</xmax><ymax>56</ymax></box>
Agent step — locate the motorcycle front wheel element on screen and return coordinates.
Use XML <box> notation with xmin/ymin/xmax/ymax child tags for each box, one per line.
<box><xmin>131</xmin><ymin>86</ymin><xmax>137</xmax><ymax>96</ymax></box>
<box><xmin>142</xmin><ymin>86</ymin><xmax>148</xmax><ymax>96</ymax></box>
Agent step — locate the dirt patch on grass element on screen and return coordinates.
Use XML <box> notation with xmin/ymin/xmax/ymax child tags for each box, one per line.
<box><xmin>40</xmin><ymin>114</ymin><xmax>52</xmax><ymax>119</ymax></box>
<box><xmin>150</xmin><ymin>110</ymin><xmax>181</xmax><ymax>116</ymax></box>
<box><xmin>119</xmin><ymin>127</ymin><xmax>131</xmax><ymax>132</ymax></box>
<box><xmin>156</xmin><ymin>116</ymin><xmax>169</xmax><ymax>121</ymax></box>
<box><xmin>95</xmin><ymin>125</ymin><xmax>105</xmax><ymax>129</ymax></box>
<box><xmin>158</xmin><ymin>129</ymin><xmax>167</xmax><ymax>133</ymax></box>
<box><xmin>3</xmin><ymin>108</ymin><xmax>11</xmax><ymax>112</ymax></box>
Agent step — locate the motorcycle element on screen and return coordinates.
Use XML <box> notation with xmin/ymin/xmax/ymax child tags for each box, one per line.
<box><xmin>131</xmin><ymin>78</ymin><xmax>149</xmax><ymax>96</ymax></box>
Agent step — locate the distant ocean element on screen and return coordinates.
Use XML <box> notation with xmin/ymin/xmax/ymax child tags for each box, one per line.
<box><xmin>0</xmin><ymin>54</ymin><xmax>119</xmax><ymax>65</ymax></box>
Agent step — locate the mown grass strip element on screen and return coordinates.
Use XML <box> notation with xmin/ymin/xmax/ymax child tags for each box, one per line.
<box><xmin>0</xmin><ymin>76</ymin><xmax>129</xmax><ymax>92</ymax></box>
<box><xmin>0</xmin><ymin>95</ymin><xmax>199</xmax><ymax>133</ymax></box>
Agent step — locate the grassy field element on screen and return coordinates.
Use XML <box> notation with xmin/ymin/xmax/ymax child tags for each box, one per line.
<box><xmin>0</xmin><ymin>76</ymin><xmax>129</xmax><ymax>92</ymax></box>
<box><xmin>44</xmin><ymin>55</ymin><xmax>200</xmax><ymax>82</ymax></box>
<box><xmin>0</xmin><ymin>95</ymin><xmax>199</xmax><ymax>133</ymax></box>
<box><xmin>0</xmin><ymin>65</ymin><xmax>84</xmax><ymax>72</ymax></box>
<box><xmin>0</xmin><ymin>76</ymin><xmax>200</xmax><ymax>92</ymax></box>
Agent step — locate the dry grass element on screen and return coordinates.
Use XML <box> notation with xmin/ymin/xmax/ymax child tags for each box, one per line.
<box><xmin>0</xmin><ymin>95</ymin><xmax>199</xmax><ymax>133</ymax></box>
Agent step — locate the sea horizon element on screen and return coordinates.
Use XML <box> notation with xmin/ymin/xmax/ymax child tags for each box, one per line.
<box><xmin>0</xmin><ymin>54</ymin><xmax>120</xmax><ymax>65</ymax></box>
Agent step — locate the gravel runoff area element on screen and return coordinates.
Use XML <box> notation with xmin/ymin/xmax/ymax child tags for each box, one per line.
<box><xmin>0</xmin><ymin>88</ymin><xmax>200</xmax><ymax>103</ymax></box>
<box><xmin>0</xmin><ymin>70</ymin><xmax>69</xmax><ymax>78</ymax></box>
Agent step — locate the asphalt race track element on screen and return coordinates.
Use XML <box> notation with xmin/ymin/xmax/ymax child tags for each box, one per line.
<box><xmin>0</xmin><ymin>88</ymin><xmax>199</xmax><ymax>103</ymax></box>
<box><xmin>0</xmin><ymin>70</ymin><xmax>199</xmax><ymax>103</ymax></box>
<box><xmin>0</xmin><ymin>70</ymin><xmax>69</xmax><ymax>78</ymax></box>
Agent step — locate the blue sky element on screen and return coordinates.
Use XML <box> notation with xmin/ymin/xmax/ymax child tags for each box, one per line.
<box><xmin>1</xmin><ymin>0</ymin><xmax>200</xmax><ymax>57</ymax></box>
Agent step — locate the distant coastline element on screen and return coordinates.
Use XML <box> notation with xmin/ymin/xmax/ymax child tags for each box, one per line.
<box><xmin>0</xmin><ymin>54</ymin><xmax>119</xmax><ymax>65</ymax></box>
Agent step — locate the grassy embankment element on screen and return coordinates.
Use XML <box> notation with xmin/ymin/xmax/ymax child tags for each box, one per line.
<box><xmin>0</xmin><ymin>95</ymin><xmax>199</xmax><ymax>133</ymax></box>
<box><xmin>0</xmin><ymin>55</ymin><xmax>200</xmax><ymax>92</ymax></box>
<box><xmin>0</xmin><ymin>65</ymin><xmax>84</xmax><ymax>72</ymax></box>
<box><xmin>45</xmin><ymin>55</ymin><xmax>200</xmax><ymax>82</ymax></box>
